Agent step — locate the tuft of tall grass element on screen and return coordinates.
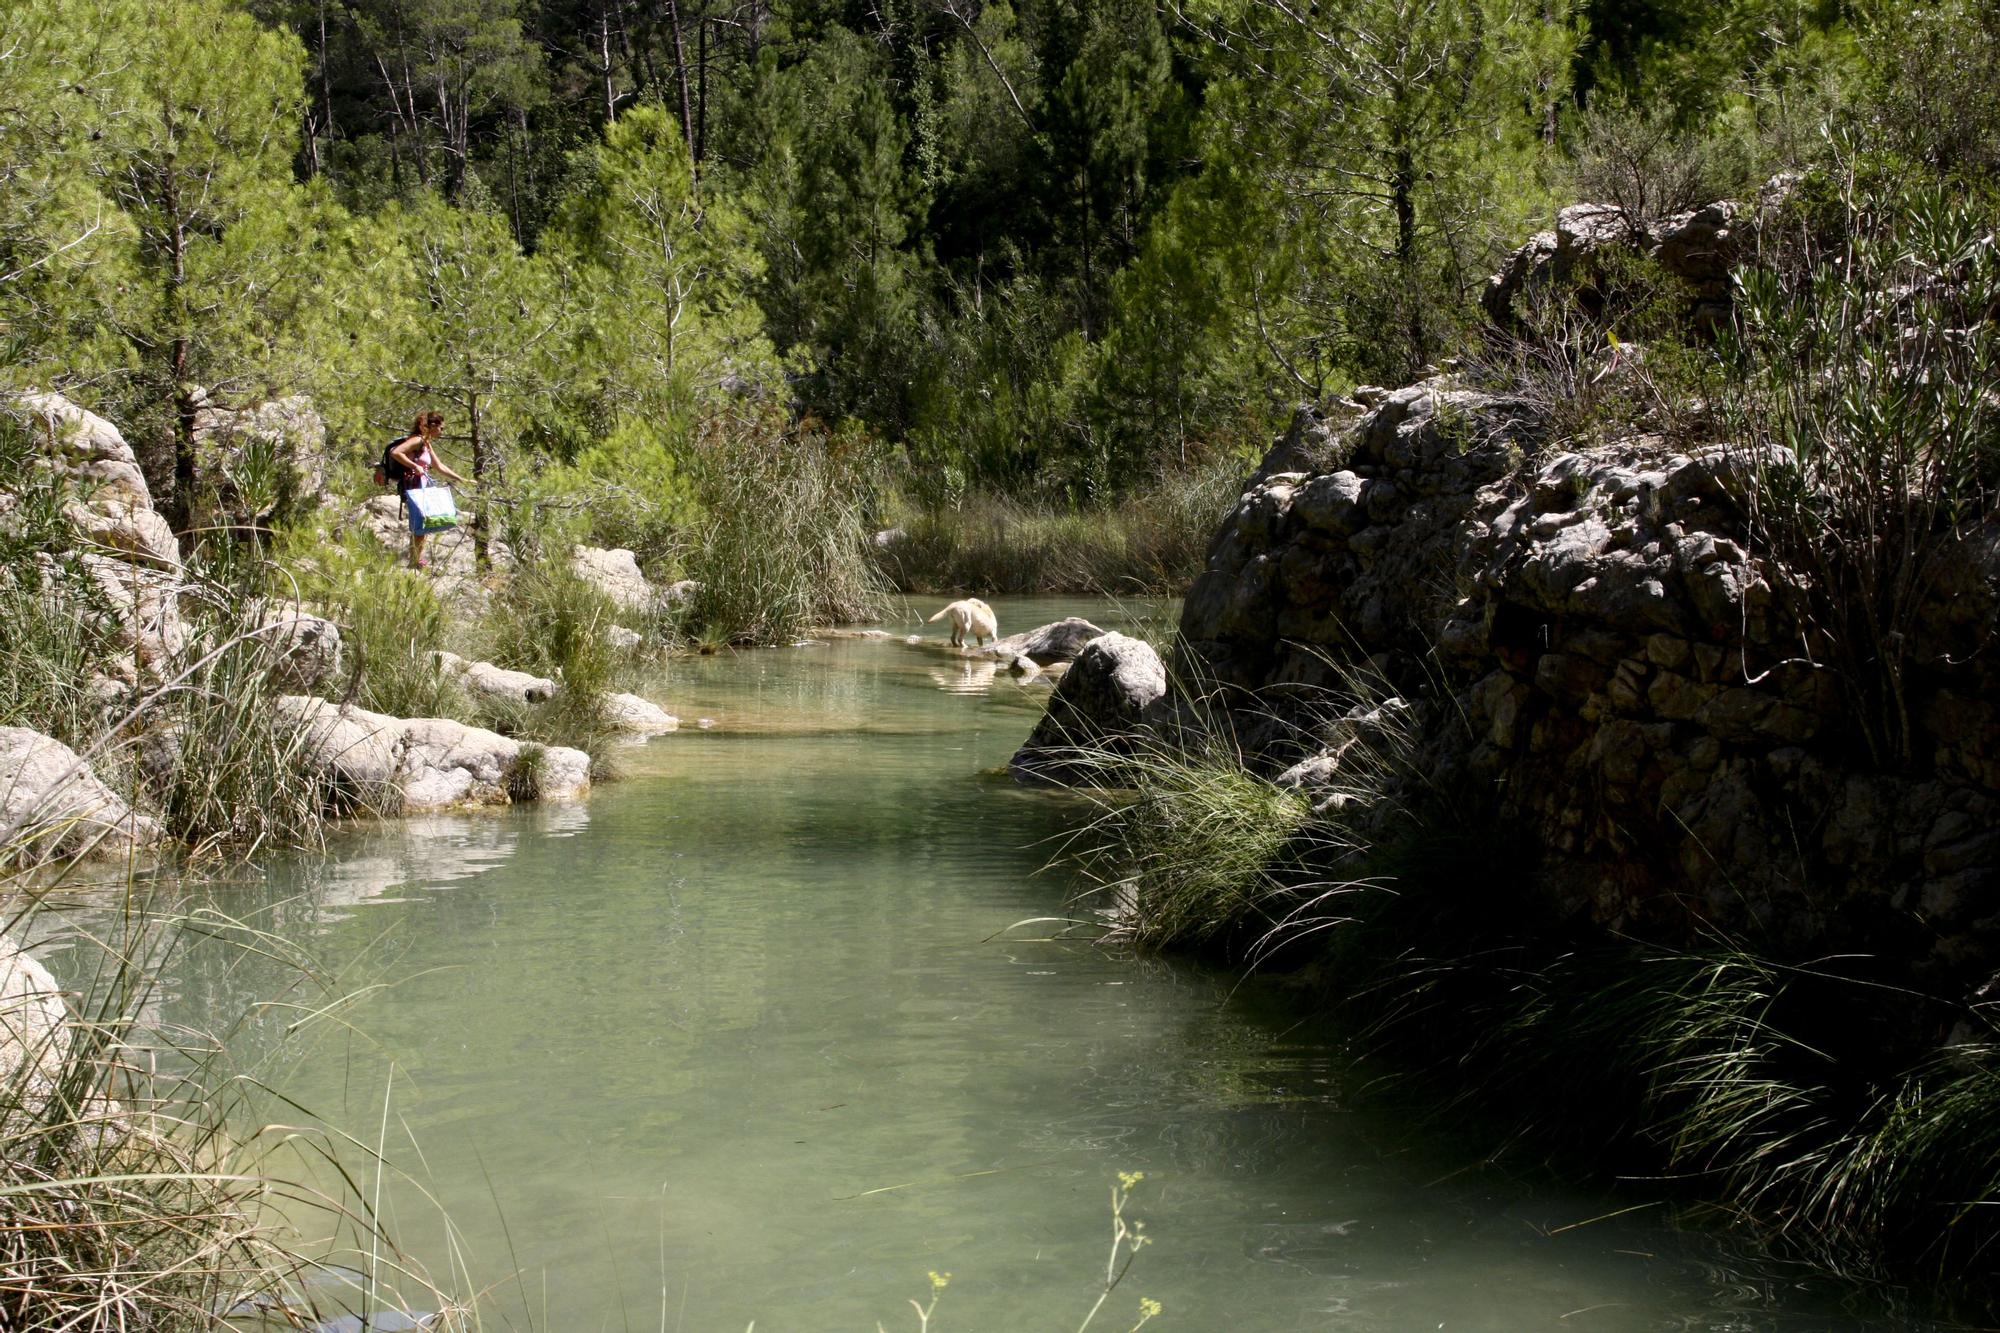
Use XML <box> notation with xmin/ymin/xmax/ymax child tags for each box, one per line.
<box><xmin>675</xmin><ymin>421</ymin><xmax>891</xmax><ymax>644</ymax></box>
<box><xmin>880</xmin><ymin>457</ymin><xmax>1245</xmax><ymax>596</ymax></box>
<box><xmin>132</xmin><ymin>613</ymin><xmax>337</xmax><ymax>855</ymax></box>
<box><xmin>0</xmin><ymin>875</ymin><xmax>463</xmax><ymax>1330</ymax></box>
<box><xmin>473</xmin><ymin>556</ymin><xmax>619</xmax><ymax>770</ymax></box>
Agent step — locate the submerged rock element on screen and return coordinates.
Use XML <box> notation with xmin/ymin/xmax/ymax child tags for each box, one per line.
<box><xmin>0</xmin><ymin>726</ymin><xmax>162</xmax><ymax>864</ymax></box>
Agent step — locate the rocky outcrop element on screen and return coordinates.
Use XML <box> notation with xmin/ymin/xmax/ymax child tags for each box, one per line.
<box><xmin>278</xmin><ymin>697</ymin><xmax>590</xmax><ymax>812</ymax></box>
<box><xmin>1010</xmin><ymin>633</ymin><xmax>1168</xmax><ymax>783</ymax></box>
<box><xmin>983</xmin><ymin>617</ymin><xmax>1107</xmax><ymax>666</ymax></box>
<box><xmin>13</xmin><ymin>392</ymin><xmax>186</xmax><ymax>678</ymax></box>
<box><xmin>190</xmin><ymin>392</ymin><xmax>327</xmax><ymax>526</ymax></box>
<box><xmin>1177</xmin><ymin>374</ymin><xmax>2000</xmax><ymax>1000</ymax></box>
<box><xmin>0</xmin><ymin>727</ymin><xmax>162</xmax><ymax>864</ymax></box>
<box><xmin>1483</xmin><ymin>200</ymin><xmax>1745</xmax><ymax>333</ymax></box>
<box><xmin>250</xmin><ymin>600</ymin><xmax>343</xmax><ymax>691</ymax></box>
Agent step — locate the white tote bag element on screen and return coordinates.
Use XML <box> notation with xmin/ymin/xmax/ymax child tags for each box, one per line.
<box><xmin>410</xmin><ymin>485</ymin><xmax>460</xmax><ymax>533</ymax></box>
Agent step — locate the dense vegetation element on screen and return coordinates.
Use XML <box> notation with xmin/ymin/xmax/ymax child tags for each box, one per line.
<box><xmin>8</xmin><ymin>0</ymin><xmax>1992</xmax><ymax>562</ymax></box>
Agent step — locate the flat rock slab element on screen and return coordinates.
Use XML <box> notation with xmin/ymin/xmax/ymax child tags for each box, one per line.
<box><xmin>278</xmin><ymin>697</ymin><xmax>589</xmax><ymax>812</ymax></box>
<box><xmin>435</xmin><ymin>651</ymin><xmax>556</xmax><ymax>704</ymax></box>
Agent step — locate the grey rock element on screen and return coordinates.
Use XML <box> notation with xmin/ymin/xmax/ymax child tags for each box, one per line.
<box><xmin>982</xmin><ymin>617</ymin><xmax>1107</xmax><ymax>666</ymax></box>
<box><xmin>0</xmin><ymin>726</ymin><xmax>162</xmax><ymax>864</ymax></box>
<box><xmin>1010</xmin><ymin>633</ymin><xmax>1167</xmax><ymax>784</ymax></box>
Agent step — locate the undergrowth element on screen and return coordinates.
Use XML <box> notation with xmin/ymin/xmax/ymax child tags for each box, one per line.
<box><xmin>879</xmin><ymin>458</ymin><xmax>1243</xmax><ymax>596</ymax></box>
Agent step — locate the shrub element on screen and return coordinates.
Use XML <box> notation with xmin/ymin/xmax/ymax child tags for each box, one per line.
<box><xmin>1718</xmin><ymin>171</ymin><xmax>2000</xmax><ymax>767</ymax></box>
<box><xmin>675</xmin><ymin>416</ymin><xmax>890</xmax><ymax>644</ymax></box>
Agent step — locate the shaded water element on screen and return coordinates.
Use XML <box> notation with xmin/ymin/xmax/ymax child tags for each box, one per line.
<box><xmin>67</xmin><ymin>598</ymin><xmax>1946</xmax><ymax>1330</ymax></box>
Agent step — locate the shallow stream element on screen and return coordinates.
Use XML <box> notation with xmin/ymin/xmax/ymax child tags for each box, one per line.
<box><xmin>70</xmin><ymin>598</ymin><xmax>1950</xmax><ymax>1330</ymax></box>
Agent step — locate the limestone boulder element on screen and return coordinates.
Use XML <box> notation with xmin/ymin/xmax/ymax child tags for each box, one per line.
<box><xmin>398</xmin><ymin>718</ymin><xmax>526</xmax><ymax>807</ymax></box>
<box><xmin>0</xmin><ymin>935</ymin><xmax>70</xmax><ymax>1129</ymax></box>
<box><xmin>80</xmin><ymin>553</ymin><xmax>185</xmax><ymax>674</ymax></box>
<box><xmin>250</xmin><ymin>600</ymin><xmax>343</xmax><ymax>691</ymax></box>
<box><xmin>604</xmin><ymin>692</ymin><xmax>679</xmax><ymax>735</ymax></box>
<box><xmin>1010</xmin><ymin>633</ymin><xmax>1168</xmax><ymax>784</ymax></box>
<box><xmin>982</xmin><ymin>617</ymin><xmax>1107</xmax><ymax>666</ymax></box>
<box><xmin>435</xmin><ymin>651</ymin><xmax>555</xmax><ymax>705</ymax></box>
<box><xmin>277</xmin><ymin>697</ymin><xmax>403</xmax><ymax>804</ymax></box>
<box><xmin>12</xmin><ymin>392</ymin><xmax>152</xmax><ymax>511</ymax></box>
<box><xmin>277</xmin><ymin>697</ymin><xmax>589</xmax><ymax>812</ymax></box>
<box><xmin>0</xmin><ymin>727</ymin><xmax>162</xmax><ymax>864</ymax></box>
<box><xmin>572</xmin><ymin>545</ymin><xmax>654</xmax><ymax>612</ymax></box>
<box><xmin>191</xmin><ymin>393</ymin><xmax>328</xmax><ymax>524</ymax></box>
<box><xmin>66</xmin><ymin>500</ymin><xmax>179</xmax><ymax>570</ymax></box>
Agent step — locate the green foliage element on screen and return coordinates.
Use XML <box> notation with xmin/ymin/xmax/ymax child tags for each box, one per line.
<box><xmin>474</xmin><ymin>555</ymin><xmax>619</xmax><ymax>767</ymax></box>
<box><xmin>676</xmin><ymin>414</ymin><xmax>891</xmax><ymax>645</ymax></box>
<box><xmin>1717</xmin><ymin>172</ymin><xmax>2000</xmax><ymax>767</ymax></box>
<box><xmin>880</xmin><ymin>455</ymin><xmax>1245</xmax><ymax>595</ymax></box>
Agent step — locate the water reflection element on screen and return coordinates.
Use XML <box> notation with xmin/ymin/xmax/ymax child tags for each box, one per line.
<box><xmin>87</xmin><ymin>597</ymin><xmax>1951</xmax><ymax>1331</ymax></box>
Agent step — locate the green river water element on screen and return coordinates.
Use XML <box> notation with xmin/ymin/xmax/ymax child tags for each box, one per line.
<box><xmin>59</xmin><ymin>597</ymin><xmax>1950</xmax><ymax>1331</ymax></box>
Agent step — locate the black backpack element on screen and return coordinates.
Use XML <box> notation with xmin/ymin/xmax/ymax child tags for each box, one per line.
<box><xmin>376</xmin><ymin>438</ymin><xmax>412</xmax><ymax>490</ymax></box>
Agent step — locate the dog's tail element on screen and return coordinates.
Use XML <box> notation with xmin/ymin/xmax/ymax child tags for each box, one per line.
<box><xmin>926</xmin><ymin>604</ymin><xmax>953</xmax><ymax>623</ymax></box>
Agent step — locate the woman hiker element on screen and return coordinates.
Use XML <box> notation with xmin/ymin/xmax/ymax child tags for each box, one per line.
<box><xmin>390</xmin><ymin>410</ymin><xmax>469</xmax><ymax>570</ymax></box>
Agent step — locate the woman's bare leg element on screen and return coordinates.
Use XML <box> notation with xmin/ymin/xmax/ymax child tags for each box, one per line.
<box><xmin>410</xmin><ymin>531</ymin><xmax>428</xmax><ymax>567</ymax></box>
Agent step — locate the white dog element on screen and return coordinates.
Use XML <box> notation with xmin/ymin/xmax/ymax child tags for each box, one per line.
<box><xmin>927</xmin><ymin>597</ymin><xmax>998</xmax><ymax>648</ymax></box>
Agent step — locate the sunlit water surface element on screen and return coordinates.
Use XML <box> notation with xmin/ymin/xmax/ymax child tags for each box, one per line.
<box><xmin>49</xmin><ymin>598</ymin><xmax>1952</xmax><ymax>1331</ymax></box>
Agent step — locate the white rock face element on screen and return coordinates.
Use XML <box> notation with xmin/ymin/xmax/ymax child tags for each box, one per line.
<box><xmin>572</xmin><ymin>544</ymin><xmax>654</xmax><ymax>612</ymax></box>
<box><xmin>604</xmin><ymin>692</ymin><xmax>679</xmax><ymax>735</ymax></box>
<box><xmin>13</xmin><ymin>392</ymin><xmax>152</xmax><ymax>511</ymax></box>
<box><xmin>0</xmin><ymin>934</ymin><xmax>71</xmax><ymax>1129</ymax></box>
<box><xmin>277</xmin><ymin>697</ymin><xmax>590</xmax><ymax>812</ymax></box>
<box><xmin>191</xmin><ymin>394</ymin><xmax>328</xmax><ymax>520</ymax></box>
<box><xmin>435</xmin><ymin>651</ymin><xmax>556</xmax><ymax>704</ymax></box>
<box><xmin>0</xmin><ymin>727</ymin><xmax>162</xmax><ymax>863</ymax></box>
<box><xmin>67</xmin><ymin>499</ymin><xmax>179</xmax><ymax>569</ymax></box>
<box><xmin>14</xmin><ymin>392</ymin><xmax>186</xmax><ymax>678</ymax></box>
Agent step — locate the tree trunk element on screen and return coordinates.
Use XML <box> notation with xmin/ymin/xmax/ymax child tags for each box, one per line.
<box><xmin>1391</xmin><ymin>141</ymin><xmax>1424</xmax><ymax>368</ymax></box>
<box><xmin>694</xmin><ymin>15</ymin><xmax>709</xmax><ymax>164</ymax></box>
<box><xmin>665</xmin><ymin>0</ymin><xmax>695</xmax><ymax>159</ymax></box>
<box><xmin>165</xmin><ymin>174</ymin><xmax>196</xmax><ymax>542</ymax></box>
<box><xmin>468</xmin><ymin>385</ymin><xmax>490</xmax><ymax>569</ymax></box>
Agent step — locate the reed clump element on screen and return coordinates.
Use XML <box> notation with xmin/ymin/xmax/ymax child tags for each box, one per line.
<box><xmin>673</xmin><ymin>419</ymin><xmax>891</xmax><ymax>645</ymax></box>
<box><xmin>1072</xmin><ymin>668</ymin><xmax>2000</xmax><ymax>1307</ymax></box>
<box><xmin>0</xmin><ymin>885</ymin><xmax>460</xmax><ymax>1331</ymax></box>
<box><xmin>879</xmin><ymin>457</ymin><xmax>1244</xmax><ymax>596</ymax></box>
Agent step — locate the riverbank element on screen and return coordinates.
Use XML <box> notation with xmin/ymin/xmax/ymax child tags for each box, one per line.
<box><xmin>996</xmin><ymin>181</ymin><xmax>2000</xmax><ymax>1310</ymax></box>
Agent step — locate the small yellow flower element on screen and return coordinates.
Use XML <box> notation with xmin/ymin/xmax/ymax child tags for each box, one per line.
<box><xmin>1140</xmin><ymin>1298</ymin><xmax>1163</xmax><ymax>1317</ymax></box>
<box><xmin>928</xmin><ymin>1270</ymin><xmax>951</xmax><ymax>1292</ymax></box>
<box><xmin>1117</xmin><ymin>1170</ymin><xmax>1146</xmax><ymax>1190</ymax></box>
